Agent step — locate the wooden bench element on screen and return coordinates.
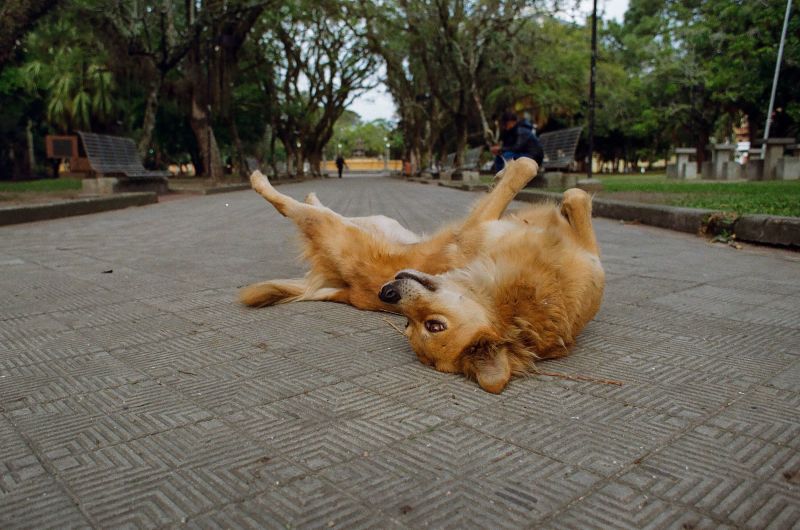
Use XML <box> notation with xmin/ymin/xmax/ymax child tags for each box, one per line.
<box><xmin>539</xmin><ymin>126</ymin><xmax>583</xmax><ymax>171</ymax></box>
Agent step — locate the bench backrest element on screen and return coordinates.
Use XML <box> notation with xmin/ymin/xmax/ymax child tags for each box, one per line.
<box><xmin>443</xmin><ymin>147</ymin><xmax>483</xmax><ymax>170</ymax></box>
<box><xmin>77</xmin><ymin>131</ymin><xmax>149</xmax><ymax>176</ymax></box>
<box><xmin>245</xmin><ymin>156</ymin><xmax>260</xmax><ymax>173</ymax></box>
<box><xmin>463</xmin><ymin>146</ymin><xmax>482</xmax><ymax>169</ymax></box>
<box><xmin>539</xmin><ymin>127</ymin><xmax>583</xmax><ymax>170</ymax></box>
<box><xmin>443</xmin><ymin>152</ymin><xmax>457</xmax><ymax>170</ymax></box>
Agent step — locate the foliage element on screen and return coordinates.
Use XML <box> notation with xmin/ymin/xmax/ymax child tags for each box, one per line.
<box><xmin>22</xmin><ymin>16</ymin><xmax>116</xmax><ymax>132</ymax></box>
<box><xmin>328</xmin><ymin>117</ymin><xmax>402</xmax><ymax>158</ymax></box>
<box><xmin>0</xmin><ymin>0</ymin><xmax>797</xmax><ymax>181</ymax></box>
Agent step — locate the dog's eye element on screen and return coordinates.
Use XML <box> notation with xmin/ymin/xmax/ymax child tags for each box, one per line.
<box><xmin>424</xmin><ymin>320</ymin><xmax>447</xmax><ymax>333</ymax></box>
<box><xmin>405</xmin><ymin>320</ymin><xmax>411</xmax><ymax>329</ymax></box>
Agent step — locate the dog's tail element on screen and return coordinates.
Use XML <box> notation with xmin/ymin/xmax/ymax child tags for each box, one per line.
<box><xmin>239</xmin><ymin>279</ymin><xmax>306</xmax><ymax>307</ymax></box>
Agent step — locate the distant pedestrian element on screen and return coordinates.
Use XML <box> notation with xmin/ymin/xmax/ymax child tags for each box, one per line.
<box><xmin>335</xmin><ymin>155</ymin><xmax>346</xmax><ymax>178</ymax></box>
<box><xmin>490</xmin><ymin>111</ymin><xmax>544</xmax><ymax>171</ymax></box>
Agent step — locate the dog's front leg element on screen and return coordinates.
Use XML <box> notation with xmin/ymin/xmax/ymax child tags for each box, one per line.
<box><xmin>560</xmin><ymin>188</ymin><xmax>599</xmax><ymax>255</ymax></box>
<box><xmin>461</xmin><ymin>158</ymin><xmax>539</xmax><ymax>230</ymax></box>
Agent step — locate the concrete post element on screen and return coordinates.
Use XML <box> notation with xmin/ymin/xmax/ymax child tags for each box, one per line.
<box><xmin>762</xmin><ymin>138</ymin><xmax>795</xmax><ymax>180</ymax></box>
<box><xmin>676</xmin><ymin>148</ymin><xmax>696</xmax><ymax>179</ymax></box>
<box><xmin>712</xmin><ymin>144</ymin><xmax>736</xmax><ymax>180</ymax></box>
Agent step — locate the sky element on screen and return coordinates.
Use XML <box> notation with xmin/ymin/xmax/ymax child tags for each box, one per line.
<box><xmin>348</xmin><ymin>0</ymin><xmax>630</xmax><ymax>122</ymax></box>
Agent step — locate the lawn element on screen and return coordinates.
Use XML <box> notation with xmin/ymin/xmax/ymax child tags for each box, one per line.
<box><xmin>0</xmin><ymin>178</ymin><xmax>82</xmax><ymax>193</ymax></box>
<box><xmin>0</xmin><ymin>178</ymin><xmax>83</xmax><ymax>204</ymax></box>
<box><xmin>595</xmin><ymin>173</ymin><xmax>800</xmax><ymax>217</ymax></box>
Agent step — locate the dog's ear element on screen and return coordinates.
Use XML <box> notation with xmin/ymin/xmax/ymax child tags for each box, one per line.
<box><xmin>462</xmin><ymin>331</ymin><xmax>511</xmax><ymax>394</ymax></box>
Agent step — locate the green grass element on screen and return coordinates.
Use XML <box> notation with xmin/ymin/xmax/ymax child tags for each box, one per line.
<box><xmin>597</xmin><ymin>173</ymin><xmax>800</xmax><ymax>217</ymax></box>
<box><xmin>0</xmin><ymin>178</ymin><xmax>82</xmax><ymax>193</ymax></box>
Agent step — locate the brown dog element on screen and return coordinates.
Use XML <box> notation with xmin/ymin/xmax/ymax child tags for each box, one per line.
<box><xmin>241</xmin><ymin>158</ymin><xmax>604</xmax><ymax>393</ymax></box>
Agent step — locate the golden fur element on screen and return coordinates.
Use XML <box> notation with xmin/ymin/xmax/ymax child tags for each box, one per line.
<box><xmin>241</xmin><ymin>158</ymin><xmax>604</xmax><ymax>393</ymax></box>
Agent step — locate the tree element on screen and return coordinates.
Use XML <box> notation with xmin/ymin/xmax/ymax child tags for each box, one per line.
<box><xmin>263</xmin><ymin>0</ymin><xmax>376</xmax><ymax>176</ymax></box>
<box><xmin>392</xmin><ymin>0</ymin><xmax>527</xmax><ymax>165</ymax></box>
<box><xmin>22</xmin><ymin>17</ymin><xmax>115</xmax><ymax>132</ymax></box>
<box><xmin>0</xmin><ymin>0</ymin><xmax>64</xmax><ymax>71</ymax></box>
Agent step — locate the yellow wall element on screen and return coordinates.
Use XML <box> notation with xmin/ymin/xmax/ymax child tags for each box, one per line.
<box><xmin>324</xmin><ymin>158</ymin><xmax>402</xmax><ymax>171</ymax></box>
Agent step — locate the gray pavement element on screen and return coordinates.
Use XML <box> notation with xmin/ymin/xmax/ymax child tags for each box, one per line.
<box><xmin>1</xmin><ymin>176</ymin><xmax>799</xmax><ymax>529</ymax></box>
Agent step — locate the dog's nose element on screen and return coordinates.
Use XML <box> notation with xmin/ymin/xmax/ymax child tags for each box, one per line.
<box><xmin>379</xmin><ymin>284</ymin><xmax>402</xmax><ymax>304</ymax></box>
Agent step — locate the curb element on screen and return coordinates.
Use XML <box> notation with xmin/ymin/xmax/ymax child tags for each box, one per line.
<box><xmin>0</xmin><ymin>192</ymin><xmax>158</xmax><ymax>227</ymax></box>
<box><xmin>733</xmin><ymin>214</ymin><xmax>800</xmax><ymax>247</ymax></box>
<box><xmin>0</xmin><ymin>177</ymin><xmax>315</xmax><ymax>227</ymax></box>
<box><xmin>515</xmin><ymin>189</ymin><xmax>799</xmax><ymax>248</ymax></box>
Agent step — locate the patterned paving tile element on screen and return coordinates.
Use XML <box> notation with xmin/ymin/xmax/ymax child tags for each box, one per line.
<box><xmin>1</xmin><ymin>177</ymin><xmax>799</xmax><ymax>528</ymax></box>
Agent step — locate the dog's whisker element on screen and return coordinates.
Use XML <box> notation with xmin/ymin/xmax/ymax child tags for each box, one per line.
<box><xmin>382</xmin><ymin>317</ymin><xmax>406</xmax><ymax>336</ymax></box>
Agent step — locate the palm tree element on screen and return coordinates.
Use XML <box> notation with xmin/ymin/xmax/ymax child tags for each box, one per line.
<box><xmin>22</xmin><ymin>17</ymin><xmax>115</xmax><ymax>132</ymax></box>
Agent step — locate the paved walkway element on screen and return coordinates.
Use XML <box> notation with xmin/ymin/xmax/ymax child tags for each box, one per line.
<box><xmin>1</xmin><ymin>177</ymin><xmax>798</xmax><ymax>529</ymax></box>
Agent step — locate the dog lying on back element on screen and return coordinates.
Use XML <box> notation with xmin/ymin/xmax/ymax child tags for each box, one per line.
<box><xmin>241</xmin><ymin>158</ymin><xmax>604</xmax><ymax>393</ymax></box>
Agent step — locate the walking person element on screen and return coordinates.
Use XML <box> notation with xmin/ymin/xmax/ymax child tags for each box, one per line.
<box><xmin>335</xmin><ymin>155</ymin><xmax>346</xmax><ymax>178</ymax></box>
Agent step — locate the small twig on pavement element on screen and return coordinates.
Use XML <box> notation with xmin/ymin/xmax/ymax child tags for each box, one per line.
<box><xmin>533</xmin><ymin>369</ymin><xmax>623</xmax><ymax>386</ymax></box>
<box><xmin>382</xmin><ymin>317</ymin><xmax>405</xmax><ymax>336</ymax></box>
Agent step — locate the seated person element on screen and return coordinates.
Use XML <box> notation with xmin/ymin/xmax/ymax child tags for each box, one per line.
<box><xmin>491</xmin><ymin>111</ymin><xmax>544</xmax><ymax>171</ymax></box>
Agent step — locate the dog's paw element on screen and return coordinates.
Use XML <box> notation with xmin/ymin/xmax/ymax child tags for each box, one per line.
<box><xmin>560</xmin><ymin>188</ymin><xmax>591</xmax><ymax>221</ymax></box>
<box><xmin>250</xmin><ymin>170</ymin><xmax>274</xmax><ymax>195</ymax></box>
<box><xmin>502</xmin><ymin>158</ymin><xmax>539</xmax><ymax>188</ymax></box>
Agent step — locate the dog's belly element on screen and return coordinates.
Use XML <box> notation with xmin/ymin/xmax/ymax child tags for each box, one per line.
<box><xmin>350</xmin><ymin>215</ymin><xmax>421</xmax><ymax>245</ymax></box>
<box><xmin>483</xmin><ymin>219</ymin><xmax>542</xmax><ymax>246</ymax></box>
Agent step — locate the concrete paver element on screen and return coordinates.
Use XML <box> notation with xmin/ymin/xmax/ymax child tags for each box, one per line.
<box><xmin>1</xmin><ymin>175</ymin><xmax>799</xmax><ymax>528</ymax></box>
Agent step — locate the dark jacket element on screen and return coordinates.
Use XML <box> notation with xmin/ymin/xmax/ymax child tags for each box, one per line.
<box><xmin>500</xmin><ymin>119</ymin><xmax>544</xmax><ymax>166</ymax></box>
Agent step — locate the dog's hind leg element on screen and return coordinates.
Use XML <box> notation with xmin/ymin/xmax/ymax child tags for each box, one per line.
<box><xmin>240</xmin><ymin>277</ymin><xmax>348</xmax><ymax>307</ymax></box>
<box><xmin>305</xmin><ymin>192</ymin><xmax>323</xmax><ymax>207</ymax></box>
<box><xmin>461</xmin><ymin>158</ymin><xmax>539</xmax><ymax>230</ymax></box>
<box><xmin>250</xmin><ymin>170</ymin><xmax>320</xmax><ymax>218</ymax></box>
<box><xmin>560</xmin><ymin>188</ymin><xmax>599</xmax><ymax>255</ymax></box>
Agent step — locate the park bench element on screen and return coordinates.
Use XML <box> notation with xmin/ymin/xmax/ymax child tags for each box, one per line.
<box><xmin>441</xmin><ymin>146</ymin><xmax>483</xmax><ymax>183</ymax></box>
<box><xmin>74</xmin><ymin>132</ymin><xmax>170</xmax><ymax>194</ymax></box>
<box><xmin>46</xmin><ymin>132</ymin><xmax>170</xmax><ymax>194</ymax></box>
<box><xmin>76</xmin><ymin>132</ymin><xmax>170</xmax><ymax>179</ymax></box>
<box><xmin>538</xmin><ymin>126</ymin><xmax>583</xmax><ymax>171</ymax></box>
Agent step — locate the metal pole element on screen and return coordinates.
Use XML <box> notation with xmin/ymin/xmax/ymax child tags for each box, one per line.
<box><xmin>588</xmin><ymin>0</ymin><xmax>597</xmax><ymax>178</ymax></box>
<box><xmin>206</xmin><ymin>37</ymin><xmax>212</xmax><ymax>180</ymax></box>
<box><xmin>762</xmin><ymin>0</ymin><xmax>792</xmax><ymax>156</ymax></box>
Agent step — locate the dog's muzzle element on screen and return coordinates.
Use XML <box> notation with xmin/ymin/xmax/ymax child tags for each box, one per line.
<box><xmin>379</xmin><ymin>270</ymin><xmax>439</xmax><ymax>304</ymax></box>
<box><xmin>379</xmin><ymin>283</ymin><xmax>402</xmax><ymax>304</ymax></box>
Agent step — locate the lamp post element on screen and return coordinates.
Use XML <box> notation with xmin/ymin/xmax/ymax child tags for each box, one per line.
<box><xmin>762</xmin><ymin>0</ymin><xmax>793</xmax><ymax>156</ymax></box>
<box><xmin>383</xmin><ymin>137</ymin><xmax>389</xmax><ymax>171</ymax></box>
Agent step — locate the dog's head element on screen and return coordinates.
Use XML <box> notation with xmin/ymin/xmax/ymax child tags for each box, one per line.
<box><xmin>379</xmin><ymin>268</ymin><xmax>515</xmax><ymax>393</ymax></box>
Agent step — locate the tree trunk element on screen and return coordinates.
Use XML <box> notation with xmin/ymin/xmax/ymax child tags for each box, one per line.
<box><xmin>294</xmin><ymin>149</ymin><xmax>304</xmax><ymax>177</ymax></box>
<box><xmin>137</xmin><ymin>74</ymin><xmax>162</xmax><ymax>159</ymax></box>
<box><xmin>471</xmin><ymin>79</ymin><xmax>495</xmax><ymax>146</ymax></box>
<box><xmin>453</xmin><ymin>113</ymin><xmax>468</xmax><ymax>167</ymax></box>
<box><xmin>26</xmin><ymin>119</ymin><xmax>35</xmax><ymax>176</ymax></box>
<box><xmin>696</xmin><ymin>129</ymin><xmax>709</xmax><ymax>173</ymax></box>
<box><xmin>308</xmin><ymin>149</ymin><xmax>327</xmax><ymax>177</ymax></box>
<box><xmin>190</xmin><ymin>96</ymin><xmax>224</xmax><ymax>182</ymax></box>
<box><xmin>227</xmin><ymin>116</ymin><xmax>248</xmax><ymax>181</ymax></box>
